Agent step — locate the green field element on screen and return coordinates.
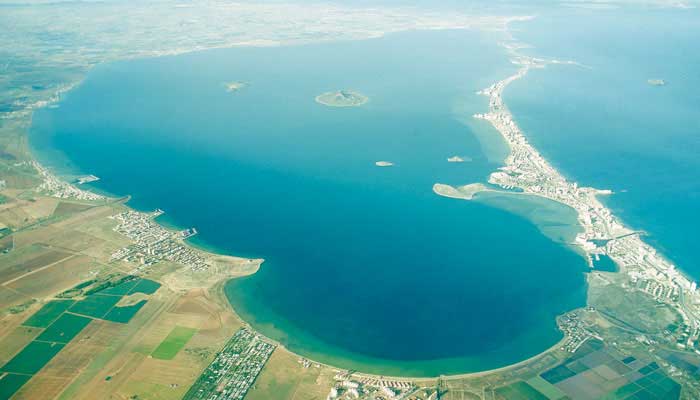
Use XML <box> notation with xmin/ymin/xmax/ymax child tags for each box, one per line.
<box><xmin>128</xmin><ymin>278</ymin><xmax>161</xmax><ymax>295</ymax></box>
<box><xmin>495</xmin><ymin>381</ymin><xmax>549</xmax><ymax>400</ymax></box>
<box><xmin>98</xmin><ymin>278</ymin><xmax>140</xmax><ymax>296</ymax></box>
<box><xmin>0</xmin><ymin>276</ymin><xmax>161</xmax><ymax>397</ymax></box>
<box><xmin>541</xmin><ymin>364</ymin><xmax>576</xmax><ymax>384</ymax></box>
<box><xmin>35</xmin><ymin>313</ymin><xmax>92</xmax><ymax>344</ymax></box>
<box><xmin>22</xmin><ymin>300</ymin><xmax>75</xmax><ymax>328</ymax></box>
<box><xmin>69</xmin><ymin>294</ymin><xmax>121</xmax><ymax>318</ymax></box>
<box><xmin>0</xmin><ymin>373</ymin><xmax>32</xmax><ymax>400</ymax></box>
<box><xmin>526</xmin><ymin>376</ymin><xmax>567</xmax><ymax>400</ymax></box>
<box><xmin>0</xmin><ymin>275</ymin><xmax>160</xmax><ymax>397</ymax></box>
<box><xmin>103</xmin><ymin>300</ymin><xmax>147</xmax><ymax>323</ymax></box>
<box><xmin>0</xmin><ymin>341</ymin><xmax>65</xmax><ymax>375</ymax></box>
<box><xmin>151</xmin><ymin>326</ymin><xmax>198</xmax><ymax>360</ymax></box>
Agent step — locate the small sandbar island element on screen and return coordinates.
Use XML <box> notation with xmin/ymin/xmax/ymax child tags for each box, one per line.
<box><xmin>375</xmin><ymin>161</ymin><xmax>394</xmax><ymax>167</ymax></box>
<box><xmin>433</xmin><ymin>183</ymin><xmax>490</xmax><ymax>200</ymax></box>
<box><xmin>647</xmin><ymin>79</ymin><xmax>666</xmax><ymax>86</ymax></box>
<box><xmin>224</xmin><ymin>81</ymin><xmax>247</xmax><ymax>92</ymax></box>
<box><xmin>447</xmin><ymin>155</ymin><xmax>470</xmax><ymax>163</ymax></box>
<box><xmin>315</xmin><ymin>89</ymin><xmax>368</xmax><ymax>107</ymax></box>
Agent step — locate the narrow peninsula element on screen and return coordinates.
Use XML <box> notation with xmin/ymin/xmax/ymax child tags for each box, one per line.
<box><xmin>435</xmin><ymin>43</ymin><xmax>700</xmax><ymax>362</ymax></box>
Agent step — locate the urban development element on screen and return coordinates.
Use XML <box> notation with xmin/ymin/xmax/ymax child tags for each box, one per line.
<box><xmin>437</xmin><ymin>41</ymin><xmax>700</xmax><ymax>355</ymax></box>
<box><xmin>110</xmin><ymin>210</ymin><xmax>209</xmax><ymax>272</ymax></box>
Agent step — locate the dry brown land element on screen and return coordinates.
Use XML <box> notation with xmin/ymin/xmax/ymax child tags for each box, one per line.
<box><xmin>0</xmin><ymin>189</ymin><xmax>328</xmax><ymax>400</ymax></box>
<box><xmin>246</xmin><ymin>348</ymin><xmax>336</xmax><ymax>400</ymax></box>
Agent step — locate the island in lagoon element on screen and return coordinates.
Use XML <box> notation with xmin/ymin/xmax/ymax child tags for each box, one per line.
<box><xmin>447</xmin><ymin>156</ymin><xmax>470</xmax><ymax>163</ymax></box>
<box><xmin>647</xmin><ymin>79</ymin><xmax>666</xmax><ymax>86</ymax></box>
<box><xmin>225</xmin><ymin>81</ymin><xmax>247</xmax><ymax>92</ymax></box>
<box><xmin>315</xmin><ymin>90</ymin><xmax>368</xmax><ymax>107</ymax></box>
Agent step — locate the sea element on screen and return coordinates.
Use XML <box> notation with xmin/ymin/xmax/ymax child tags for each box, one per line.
<box><xmin>505</xmin><ymin>7</ymin><xmax>700</xmax><ymax>280</ymax></box>
<box><xmin>29</xmin><ymin>5</ymin><xmax>698</xmax><ymax>377</ymax></box>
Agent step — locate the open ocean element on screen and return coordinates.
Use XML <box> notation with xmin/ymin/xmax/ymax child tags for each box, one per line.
<box><xmin>506</xmin><ymin>7</ymin><xmax>700</xmax><ymax>280</ymax></box>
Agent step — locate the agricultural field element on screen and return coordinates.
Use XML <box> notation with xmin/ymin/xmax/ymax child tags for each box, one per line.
<box><xmin>98</xmin><ymin>279</ymin><xmax>140</xmax><ymax>296</ymax></box>
<box><xmin>129</xmin><ymin>279</ymin><xmax>162</xmax><ymax>295</ymax></box>
<box><xmin>151</xmin><ymin>326</ymin><xmax>198</xmax><ymax>360</ymax></box>
<box><xmin>0</xmin><ymin>374</ymin><xmax>31</xmax><ymax>399</ymax></box>
<box><xmin>0</xmin><ymin>273</ymin><xmax>165</xmax><ymax>398</ymax></box>
<box><xmin>68</xmin><ymin>294</ymin><xmax>122</xmax><ymax>319</ymax></box>
<box><xmin>21</xmin><ymin>300</ymin><xmax>74</xmax><ymax>328</ymax></box>
<box><xmin>103</xmin><ymin>300</ymin><xmax>148</xmax><ymax>323</ymax></box>
<box><xmin>0</xmin><ymin>185</ymin><xmax>264</xmax><ymax>399</ymax></box>
<box><xmin>6</xmin><ymin>255</ymin><xmax>99</xmax><ymax>301</ymax></box>
<box><xmin>495</xmin><ymin>381</ymin><xmax>549</xmax><ymax>400</ymax></box>
<box><xmin>488</xmin><ymin>340</ymin><xmax>682</xmax><ymax>400</ymax></box>
<box><xmin>35</xmin><ymin>313</ymin><xmax>92</xmax><ymax>344</ymax></box>
<box><xmin>1</xmin><ymin>340</ymin><xmax>65</xmax><ymax>375</ymax></box>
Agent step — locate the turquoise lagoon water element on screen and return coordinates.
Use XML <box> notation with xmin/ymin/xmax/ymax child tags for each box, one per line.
<box><xmin>30</xmin><ymin>30</ymin><xmax>589</xmax><ymax>376</ymax></box>
<box><xmin>506</xmin><ymin>8</ymin><xmax>700</xmax><ymax>279</ymax></box>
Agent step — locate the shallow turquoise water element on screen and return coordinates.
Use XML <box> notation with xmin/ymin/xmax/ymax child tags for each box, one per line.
<box><xmin>30</xmin><ymin>29</ymin><xmax>589</xmax><ymax>376</ymax></box>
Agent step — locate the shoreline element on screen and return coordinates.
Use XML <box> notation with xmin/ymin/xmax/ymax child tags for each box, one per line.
<box><xmin>12</xmin><ymin>17</ymin><xmax>691</xmax><ymax>382</ymax></box>
<box><xmin>16</xmin><ymin>25</ymin><xmax>578</xmax><ymax>380</ymax></box>
<box><xmin>223</xmin><ymin>272</ymin><xmax>569</xmax><ymax>378</ymax></box>
<box><xmin>435</xmin><ymin>181</ymin><xmax>586</xmax><ymax>247</ymax></box>
<box><xmin>437</xmin><ymin>35</ymin><xmax>700</xmax><ymax>345</ymax></box>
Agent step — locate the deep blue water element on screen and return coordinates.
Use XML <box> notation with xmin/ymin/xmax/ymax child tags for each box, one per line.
<box><xmin>506</xmin><ymin>8</ymin><xmax>700</xmax><ymax>279</ymax></box>
<box><xmin>30</xmin><ymin>30</ymin><xmax>589</xmax><ymax>376</ymax></box>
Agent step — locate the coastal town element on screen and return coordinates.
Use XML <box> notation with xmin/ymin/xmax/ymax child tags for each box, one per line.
<box><xmin>183</xmin><ymin>328</ymin><xmax>275</xmax><ymax>400</ymax></box>
<box><xmin>110</xmin><ymin>209</ymin><xmax>210</xmax><ymax>272</ymax></box>
<box><xmin>325</xmin><ymin>372</ymin><xmax>433</xmax><ymax>400</ymax></box>
<box><xmin>465</xmin><ymin>43</ymin><xmax>700</xmax><ymax>354</ymax></box>
<box><xmin>34</xmin><ymin>161</ymin><xmax>105</xmax><ymax>201</ymax></box>
<box><xmin>557</xmin><ymin>309</ymin><xmax>600</xmax><ymax>354</ymax></box>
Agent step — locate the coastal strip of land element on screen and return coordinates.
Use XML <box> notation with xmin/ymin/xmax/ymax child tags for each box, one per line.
<box><xmin>435</xmin><ymin>39</ymin><xmax>700</xmax><ymax>348</ymax></box>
